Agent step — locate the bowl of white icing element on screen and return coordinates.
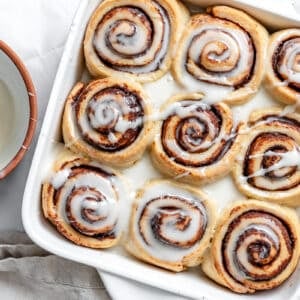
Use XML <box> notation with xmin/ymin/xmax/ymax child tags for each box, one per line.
<box><xmin>0</xmin><ymin>40</ymin><xmax>37</xmax><ymax>179</ymax></box>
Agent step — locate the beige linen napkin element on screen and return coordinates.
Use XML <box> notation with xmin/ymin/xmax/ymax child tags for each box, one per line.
<box><xmin>0</xmin><ymin>232</ymin><xmax>110</xmax><ymax>300</ymax></box>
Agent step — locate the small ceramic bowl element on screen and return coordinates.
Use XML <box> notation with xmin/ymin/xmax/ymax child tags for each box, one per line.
<box><xmin>0</xmin><ymin>40</ymin><xmax>37</xmax><ymax>179</ymax></box>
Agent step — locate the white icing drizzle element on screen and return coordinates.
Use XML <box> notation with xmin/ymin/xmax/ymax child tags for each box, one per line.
<box><xmin>146</xmin><ymin>100</ymin><xmax>208</xmax><ymax>122</ymax></box>
<box><xmin>52</xmin><ymin>164</ymin><xmax>122</xmax><ymax>236</ymax></box>
<box><xmin>80</xmin><ymin>96</ymin><xmax>143</xmax><ymax>135</ymax></box>
<box><xmin>227</xmin><ymin>220</ymin><xmax>280</xmax><ymax>281</ymax></box>
<box><xmin>177</xmin><ymin>24</ymin><xmax>254</xmax><ymax>103</ymax></box>
<box><xmin>158</xmin><ymin>101</ymin><xmax>237</xmax><ymax>169</ymax></box>
<box><xmin>133</xmin><ymin>182</ymin><xmax>208</xmax><ymax>262</ymax></box>
<box><xmin>51</xmin><ymin>169</ymin><xmax>71</xmax><ymax>189</ymax></box>
<box><xmin>88</xmin><ymin>98</ymin><xmax>119</xmax><ymax>128</ymax></box>
<box><xmin>241</xmin><ymin>148</ymin><xmax>300</xmax><ymax>182</ymax></box>
<box><xmin>93</xmin><ymin>1</ymin><xmax>170</xmax><ymax>74</ymax></box>
<box><xmin>179</xmin><ymin>73</ymin><xmax>232</xmax><ymax>105</ymax></box>
<box><xmin>82</xmin><ymin>198</ymin><xmax>109</xmax><ymax>217</ymax></box>
<box><xmin>68</xmin><ymin>83</ymin><xmax>147</xmax><ymax>152</ymax></box>
<box><xmin>186</xmin><ymin>28</ymin><xmax>251</xmax><ymax>85</ymax></box>
<box><xmin>148</xmin><ymin>101</ymin><xmax>240</xmax><ymax>159</ymax></box>
<box><xmin>108</xmin><ymin>132</ymin><xmax>118</xmax><ymax>143</ymax></box>
<box><xmin>278</xmin><ymin>38</ymin><xmax>300</xmax><ymax>85</ymax></box>
<box><xmin>114</xmin><ymin>116</ymin><xmax>143</xmax><ymax>134</ymax></box>
<box><xmin>225</xmin><ymin>217</ymin><xmax>282</xmax><ymax>282</ymax></box>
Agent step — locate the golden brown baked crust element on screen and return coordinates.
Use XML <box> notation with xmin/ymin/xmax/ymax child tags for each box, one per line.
<box><xmin>62</xmin><ymin>77</ymin><xmax>154</xmax><ymax>168</ymax></box>
<box><xmin>84</xmin><ymin>0</ymin><xmax>189</xmax><ymax>82</ymax></box>
<box><xmin>126</xmin><ymin>179</ymin><xmax>216</xmax><ymax>272</ymax></box>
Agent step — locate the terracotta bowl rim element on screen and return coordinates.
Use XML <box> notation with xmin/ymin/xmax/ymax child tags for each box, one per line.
<box><xmin>0</xmin><ymin>40</ymin><xmax>37</xmax><ymax>179</ymax></box>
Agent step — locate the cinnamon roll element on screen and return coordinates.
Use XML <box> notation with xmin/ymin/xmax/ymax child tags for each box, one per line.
<box><xmin>202</xmin><ymin>200</ymin><xmax>300</xmax><ymax>293</ymax></box>
<box><xmin>62</xmin><ymin>78</ymin><xmax>154</xmax><ymax>168</ymax></box>
<box><xmin>151</xmin><ymin>93</ymin><xmax>244</xmax><ymax>184</ymax></box>
<box><xmin>126</xmin><ymin>180</ymin><xmax>215</xmax><ymax>272</ymax></box>
<box><xmin>84</xmin><ymin>0</ymin><xmax>189</xmax><ymax>82</ymax></box>
<box><xmin>232</xmin><ymin>107</ymin><xmax>300</xmax><ymax>206</ymax></box>
<box><xmin>173</xmin><ymin>6</ymin><xmax>268</xmax><ymax>104</ymax></box>
<box><xmin>42</xmin><ymin>151</ymin><xmax>125</xmax><ymax>248</ymax></box>
<box><xmin>265</xmin><ymin>29</ymin><xmax>300</xmax><ymax>104</ymax></box>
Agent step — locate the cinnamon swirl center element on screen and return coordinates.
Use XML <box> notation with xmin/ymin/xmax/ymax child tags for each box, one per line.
<box><xmin>161</xmin><ymin>101</ymin><xmax>235</xmax><ymax>167</ymax></box>
<box><xmin>139</xmin><ymin>196</ymin><xmax>207</xmax><ymax>249</ymax></box>
<box><xmin>92</xmin><ymin>2</ymin><xmax>170</xmax><ymax>74</ymax></box>
<box><xmin>96</xmin><ymin>7</ymin><xmax>153</xmax><ymax>61</ymax></box>
<box><xmin>54</xmin><ymin>165</ymin><xmax>119</xmax><ymax>239</ymax></box>
<box><xmin>183</xmin><ymin>16</ymin><xmax>255</xmax><ymax>88</ymax></box>
<box><xmin>274</xmin><ymin>37</ymin><xmax>300</xmax><ymax>90</ymax></box>
<box><xmin>76</xmin><ymin>86</ymin><xmax>144</xmax><ymax>152</ymax></box>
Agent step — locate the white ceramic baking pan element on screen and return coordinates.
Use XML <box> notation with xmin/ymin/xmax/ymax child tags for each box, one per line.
<box><xmin>22</xmin><ymin>1</ymin><xmax>300</xmax><ymax>299</ymax></box>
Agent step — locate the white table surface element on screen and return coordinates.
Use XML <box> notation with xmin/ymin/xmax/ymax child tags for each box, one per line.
<box><xmin>0</xmin><ymin>0</ymin><xmax>80</xmax><ymax>231</ymax></box>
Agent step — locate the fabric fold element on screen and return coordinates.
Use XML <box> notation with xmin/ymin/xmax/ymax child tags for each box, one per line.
<box><xmin>0</xmin><ymin>231</ymin><xmax>110</xmax><ymax>300</ymax></box>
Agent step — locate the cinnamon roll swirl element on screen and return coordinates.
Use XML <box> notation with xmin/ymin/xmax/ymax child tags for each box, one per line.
<box><xmin>265</xmin><ymin>29</ymin><xmax>300</xmax><ymax>104</ymax></box>
<box><xmin>173</xmin><ymin>6</ymin><xmax>268</xmax><ymax>104</ymax></box>
<box><xmin>202</xmin><ymin>200</ymin><xmax>300</xmax><ymax>293</ymax></box>
<box><xmin>233</xmin><ymin>107</ymin><xmax>300</xmax><ymax>206</ymax></box>
<box><xmin>62</xmin><ymin>78</ymin><xmax>154</xmax><ymax>168</ymax></box>
<box><xmin>42</xmin><ymin>151</ymin><xmax>125</xmax><ymax>248</ymax></box>
<box><xmin>151</xmin><ymin>93</ymin><xmax>244</xmax><ymax>184</ymax></box>
<box><xmin>84</xmin><ymin>0</ymin><xmax>189</xmax><ymax>82</ymax></box>
<box><xmin>126</xmin><ymin>180</ymin><xmax>215</xmax><ymax>272</ymax></box>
